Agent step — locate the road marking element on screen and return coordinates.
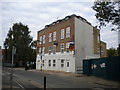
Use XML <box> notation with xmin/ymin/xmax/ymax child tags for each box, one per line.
<box><xmin>15</xmin><ymin>81</ymin><xmax>24</xmax><ymax>89</ymax></box>
<box><xmin>14</xmin><ymin>74</ymin><xmax>44</xmax><ymax>88</ymax></box>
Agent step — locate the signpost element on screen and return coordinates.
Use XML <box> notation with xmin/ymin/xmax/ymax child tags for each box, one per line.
<box><xmin>10</xmin><ymin>46</ymin><xmax>16</xmax><ymax>89</ymax></box>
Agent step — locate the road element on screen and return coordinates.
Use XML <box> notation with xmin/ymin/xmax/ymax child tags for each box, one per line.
<box><xmin>2</xmin><ymin>67</ymin><xmax>119</xmax><ymax>90</ymax></box>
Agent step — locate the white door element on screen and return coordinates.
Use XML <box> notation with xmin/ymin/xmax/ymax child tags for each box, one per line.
<box><xmin>66</xmin><ymin>61</ymin><xmax>70</xmax><ymax>72</ymax></box>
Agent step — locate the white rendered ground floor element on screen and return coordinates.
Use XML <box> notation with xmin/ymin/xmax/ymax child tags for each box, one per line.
<box><xmin>36</xmin><ymin>52</ymin><xmax>75</xmax><ymax>73</ymax></box>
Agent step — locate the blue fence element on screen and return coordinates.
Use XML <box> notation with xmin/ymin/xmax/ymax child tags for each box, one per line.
<box><xmin>83</xmin><ymin>56</ymin><xmax>120</xmax><ymax>82</ymax></box>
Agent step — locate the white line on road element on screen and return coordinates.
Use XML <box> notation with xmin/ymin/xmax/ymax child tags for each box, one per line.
<box><xmin>15</xmin><ymin>81</ymin><xmax>24</xmax><ymax>89</ymax></box>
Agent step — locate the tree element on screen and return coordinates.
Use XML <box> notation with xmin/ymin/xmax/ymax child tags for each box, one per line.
<box><xmin>4</xmin><ymin>22</ymin><xmax>33</xmax><ymax>66</ymax></box>
<box><xmin>29</xmin><ymin>40</ymin><xmax>37</xmax><ymax>62</ymax></box>
<box><xmin>92</xmin><ymin>1</ymin><xmax>120</xmax><ymax>56</ymax></box>
<box><xmin>117</xmin><ymin>44</ymin><xmax>120</xmax><ymax>56</ymax></box>
<box><xmin>92</xmin><ymin>1</ymin><xmax>120</xmax><ymax>31</ymax></box>
<box><xmin>107</xmin><ymin>48</ymin><xmax>117</xmax><ymax>57</ymax></box>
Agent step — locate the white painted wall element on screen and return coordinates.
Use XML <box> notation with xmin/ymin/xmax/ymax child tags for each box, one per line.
<box><xmin>36</xmin><ymin>54</ymin><xmax>41</xmax><ymax>69</ymax></box>
<box><xmin>75</xmin><ymin>17</ymin><xmax>94</xmax><ymax>72</ymax></box>
<box><xmin>37</xmin><ymin>52</ymin><xmax>75</xmax><ymax>73</ymax></box>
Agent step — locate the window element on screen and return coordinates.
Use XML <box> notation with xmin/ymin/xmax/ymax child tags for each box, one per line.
<box><xmin>40</xmin><ymin>36</ymin><xmax>42</xmax><ymax>44</ymax></box>
<box><xmin>66</xmin><ymin>42</ymin><xmax>70</xmax><ymax>53</ymax></box>
<box><xmin>61</xmin><ymin>29</ymin><xmax>64</xmax><ymax>39</ymax></box>
<box><xmin>61</xmin><ymin>43</ymin><xmax>64</xmax><ymax>53</ymax></box>
<box><xmin>42</xmin><ymin>47</ymin><xmax>45</xmax><ymax>55</ymax></box>
<box><xmin>53</xmin><ymin>31</ymin><xmax>56</xmax><ymax>41</ymax></box>
<box><xmin>53</xmin><ymin>45</ymin><xmax>56</xmax><ymax>54</ymax></box>
<box><xmin>97</xmin><ymin>36</ymin><xmax>100</xmax><ymax>43</ymax></box>
<box><xmin>61</xmin><ymin>59</ymin><xmax>64</xmax><ymax>67</ymax></box>
<box><xmin>48</xmin><ymin>60</ymin><xmax>51</xmax><ymax>67</ymax></box>
<box><xmin>67</xmin><ymin>62</ymin><xmax>69</xmax><ymax>67</ymax></box>
<box><xmin>39</xmin><ymin>48</ymin><xmax>42</xmax><ymax>54</ymax></box>
<box><xmin>98</xmin><ymin>48</ymin><xmax>103</xmax><ymax>54</ymax></box>
<box><xmin>39</xmin><ymin>47</ymin><xmax>45</xmax><ymax>55</ymax></box>
<box><xmin>48</xmin><ymin>46</ymin><xmax>52</xmax><ymax>55</ymax></box>
<box><xmin>49</xmin><ymin>33</ymin><xmax>52</xmax><ymax>42</ymax></box>
<box><xmin>53</xmin><ymin>60</ymin><xmax>56</xmax><ymax>67</ymax></box>
<box><xmin>66</xmin><ymin>27</ymin><xmax>70</xmax><ymax>38</ymax></box>
<box><xmin>42</xmin><ymin>60</ymin><xmax>44</xmax><ymax>66</ymax></box>
<box><xmin>43</xmin><ymin>35</ymin><xmax>45</xmax><ymax>44</ymax></box>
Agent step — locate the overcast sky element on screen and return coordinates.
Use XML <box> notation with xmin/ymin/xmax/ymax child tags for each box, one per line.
<box><xmin>0</xmin><ymin>0</ymin><xmax>118</xmax><ymax>49</ymax></box>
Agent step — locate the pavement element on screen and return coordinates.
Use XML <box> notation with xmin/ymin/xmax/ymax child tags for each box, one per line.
<box><xmin>14</xmin><ymin>68</ymin><xmax>120</xmax><ymax>88</ymax></box>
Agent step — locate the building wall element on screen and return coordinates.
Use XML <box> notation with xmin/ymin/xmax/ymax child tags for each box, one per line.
<box><xmin>37</xmin><ymin>17</ymin><xmax>75</xmax><ymax>53</ymax></box>
<box><xmin>93</xmin><ymin>27</ymin><xmax>100</xmax><ymax>57</ymax></box>
<box><xmin>42</xmin><ymin>52</ymin><xmax>75</xmax><ymax>72</ymax></box>
<box><xmin>36</xmin><ymin>14</ymin><xmax>107</xmax><ymax>73</ymax></box>
<box><xmin>36</xmin><ymin>16</ymin><xmax>76</xmax><ymax>72</ymax></box>
<box><xmin>93</xmin><ymin>27</ymin><xmax>107</xmax><ymax>58</ymax></box>
<box><xmin>74</xmin><ymin>17</ymin><xmax>94</xmax><ymax>72</ymax></box>
<box><xmin>101</xmin><ymin>41</ymin><xmax>107</xmax><ymax>57</ymax></box>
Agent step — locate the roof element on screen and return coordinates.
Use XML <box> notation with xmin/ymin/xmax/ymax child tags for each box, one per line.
<box><xmin>101</xmin><ymin>41</ymin><xmax>106</xmax><ymax>45</ymax></box>
<box><xmin>38</xmin><ymin>14</ymin><xmax>92</xmax><ymax>32</ymax></box>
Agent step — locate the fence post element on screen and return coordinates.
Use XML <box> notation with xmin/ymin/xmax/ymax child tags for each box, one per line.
<box><xmin>44</xmin><ymin>76</ymin><xmax>46</xmax><ymax>90</ymax></box>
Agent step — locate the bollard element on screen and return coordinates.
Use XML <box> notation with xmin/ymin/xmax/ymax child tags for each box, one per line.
<box><xmin>44</xmin><ymin>76</ymin><xmax>46</xmax><ymax>90</ymax></box>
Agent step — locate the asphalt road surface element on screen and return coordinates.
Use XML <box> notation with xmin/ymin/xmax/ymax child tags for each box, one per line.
<box><xmin>2</xmin><ymin>67</ymin><xmax>119</xmax><ymax>90</ymax></box>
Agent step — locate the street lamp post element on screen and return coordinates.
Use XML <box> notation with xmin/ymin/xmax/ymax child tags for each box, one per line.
<box><xmin>99</xmin><ymin>34</ymin><xmax>101</xmax><ymax>58</ymax></box>
<box><xmin>40</xmin><ymin>40</ymin><xmax>43</xmax><ymax>71</ymax></box>
<box><xmin>10</xmin><ymin>34</ymin><xmax>16</xmax><ymax>89</ymax></box>
<box><xmin>10</xmin><ymin>46</ymin><xmax>15</xmax><ymax>89</ymax></box>
<box><xmin>37</xmin><ymin>39</ymin><xmax>43</xmax><ymax>71</ymax></box>
<box><xmin>37</xmin><ymin>38</ymin><xmax>46</xmax><ymax>90</ymax></box>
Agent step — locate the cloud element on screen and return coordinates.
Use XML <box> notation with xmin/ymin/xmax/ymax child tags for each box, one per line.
<box><xmin>1</xmin><ymin>1</ymin><xmax>118</xmax><ymax>49</ymax></box>
<box><xmin>101</xmin><ymin>26</ymin><xmax>118</xmax><ymax>49</ymax></box>
<box><xmin>2</xmin><ymin>0</ymin><xmax>95</xmax><ymax>2</ymax></box>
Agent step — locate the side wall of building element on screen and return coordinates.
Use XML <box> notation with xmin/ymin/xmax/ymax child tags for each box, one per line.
<box><xmin>74</xmin><ymin>17</ymin><xmax>94</xmax><ymax>72</ymax></box>
<box><xmin>42</xmin><ymin>52</ymin><xmax>75</xmax><ymax>73</ymax></box>
<box><xmin>93</xmin><ymin>27</ymin><xmax>100</xmax><ymax>57</ymax></box>
<box><xmin>101</xmin><ymin>41</ymin><xmax>107</xmax><ymax>57</ymax></box>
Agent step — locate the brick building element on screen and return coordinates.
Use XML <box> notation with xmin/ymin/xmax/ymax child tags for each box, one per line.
<box><xmin>36</xmin><ymin>14</ymin><xmax>107</xmax><ymax>73</ymax></box>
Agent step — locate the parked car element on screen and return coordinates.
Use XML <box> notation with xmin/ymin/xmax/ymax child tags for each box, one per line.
<box><xmin>25</xmin><ymin>61</ymin><xmax>36</xmax><ymax>70</ymax></box>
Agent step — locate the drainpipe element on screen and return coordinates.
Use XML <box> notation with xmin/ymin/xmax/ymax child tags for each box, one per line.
<box><xmin>99</xmin><ymin>34</ymin><xmax>101</xmax><ymax>58</ymax></box>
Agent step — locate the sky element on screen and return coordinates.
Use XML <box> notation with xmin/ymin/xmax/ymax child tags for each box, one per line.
<box><xmin>0</xmin><ymin>0</ymin><xmax>119</xmax><ymax>49</ymax></box>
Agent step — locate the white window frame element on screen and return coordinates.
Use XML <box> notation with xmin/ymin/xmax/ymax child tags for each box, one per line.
<box><xmin>61</xmin><ymin>59</ymin><xmax>64</xmax><ymax>67</ymax></box>
<box><xmin>49</xmin><ymin>33</ymin><xmax>52</xmax><ymax>42</ymax></box>
<box><xmin>53</xmin><ymin>31</ymin><xmax>56</xmax><ymax>41</ymax></box>
<box><xmin>66</xmin><ymin>42</ymin><xmax>70</xmax><ymax>53</ymax></box>
<box><xmin>39</xmin><ymin>47</ymin><xmax>45</xmax><ymax>55</ymax></box>
<box><xmin>39</xmin><ymin>48</ymin><xmax>41</xmax><ymax>54</ymax></box>
<box><xmin>98</xmin><ymin>48</ymin><xmax>103</xmax><ymax>54</ymax></box>
<box><xmin>42</xmin><ymin>47</ymin><xmax>45</xmax><ymax>55</ymax></box>
<box><xmin>53</xmin><ymin>60</ymin><xmax>56</xmax><ymax>67</ymax></box>
<box><xmin>67</xmin><ymin>62</ymin><xmax>70</xmax><ymax>67</ymax></box>
<box><xmin>61</xmin><ymin>29</ymin><xmax>64</xmax><ymax>39</ymax></box>
<box><xmin>43</xmin><ymin>35</ymin><xmax>45</xmax><ymax>44</ymax></box>
<box><xmin>48</xmin><ymin>46</ymin><xmax>52</xmax><ymax>55</ymax></box>
<box><xmin>42</xmin><ymin>60</ymin><xmax>44</xmax><ymax>66</ymax></box>
<box><xmin>61</xmin><ymin>43</ymin><xmax>64</xmax><ymax>53</ymax></box>
<box><xmin>66</xmin><ymin>27</ymin><xmax>70</xmax><ymax>38</ymax></box>
<box><xmin>48</xmin><ymin>60</ymin><xmax>51</xmax><ymax>67</ymax></box>
<box><xmin>97</xmin><ymin>36</ymin><xmax>100</xmax><ymax>43</ymax></box>
<box><xmin>53</xmin><ymin>45</ymin><xmax>56</xmax><ymax>54</ymax></box>
<box><xmin>40</xmin><ymin>36</ymin><xmax>42</xmax><ymax>44</ymax></box>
